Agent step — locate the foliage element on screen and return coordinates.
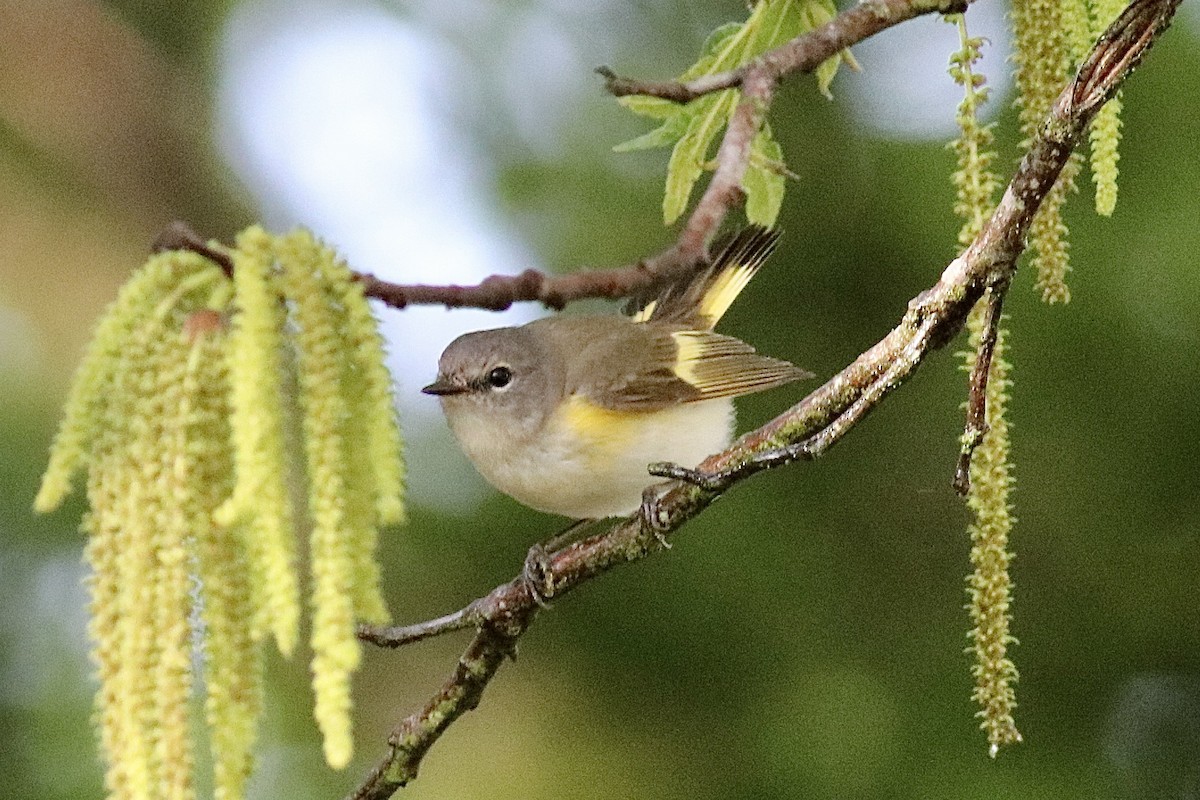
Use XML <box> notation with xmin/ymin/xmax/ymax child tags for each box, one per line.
<box><xmin>614</xmin><ymin>0</ymin><xmax>856</xmax><ymax>227</ymax></box>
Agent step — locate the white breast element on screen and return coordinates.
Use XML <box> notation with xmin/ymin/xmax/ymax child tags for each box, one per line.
<box><xmin>447</xmin><ymin>397</ymin><xmax>735</xmax><ymax>519</ymax></box>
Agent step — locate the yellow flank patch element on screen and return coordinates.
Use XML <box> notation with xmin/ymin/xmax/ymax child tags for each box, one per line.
<box><xmin>698</xmin><ymin>261</ymin><xmax>757</xmax><ymax>327</ymax></box>
<box><xmin>559</xmin><ymin>395</ymin><xmax>660</xmax><ymax>472</ymax></box>
<box><xmin>561</xmin><ymin>395</ymin><xmax>639</xmax><ymax>449</ymax></box>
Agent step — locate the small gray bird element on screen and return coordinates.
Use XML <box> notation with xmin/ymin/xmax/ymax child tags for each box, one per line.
<box><xmin>423</xmin><ymin>227</ymin><xmax>811</xmax><ymax>518</ymax></box>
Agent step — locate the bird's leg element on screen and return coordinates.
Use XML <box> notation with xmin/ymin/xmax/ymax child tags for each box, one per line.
<box><xmin>649</xmin><ymin>437</ymin><xmax>818</xmax><ymax>493</ymax></box>
<box><xmin>522</xmin><ymin>518</ymin><xmax>596</xmax><ymax>606</ymax></box>
<box><xmin>639</xmin><ymin>482</ymin><xmax>675</xmax><ymax>549</ymax></box>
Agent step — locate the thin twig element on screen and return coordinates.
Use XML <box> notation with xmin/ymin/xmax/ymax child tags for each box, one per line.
<box><xmin>354</xmin><ymin>264</ymin><xmax>653</xmax><ymax>312</ymax></box>
<box><xmin>152</xmin><ymin>221</ymin><xmax>233</xmax><ymax>277</ymax></box>
<box><xmin>953</xmin><ymin>287</ymin><xmax>1007</xmax><ymax>495</ymax></box>
<box><xmin>347</xmin><ymin>1</ymin><xmax>1179</xmax><ymax>795</ymax></box>
<box><xmin>598</xmin><ymin>0</ymin><xmax>971</xmax><ymax>103</ymax></box>
<box><xmin>157</xmin><ymin>225</ymin><xmax>695</xmax><ymax>313</ymax></box>
<box><xmin>595</xmin><ymin>65</ymin><xmax>743</xmax><ymax>103</ymax></box>
<box><xmin>351</xmin><ymin>619</ymin><xmax>531</xmax><ymax>800</ymax></box>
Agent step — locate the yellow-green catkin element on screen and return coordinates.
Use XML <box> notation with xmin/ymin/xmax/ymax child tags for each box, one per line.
<box><xmin>949</xmin><ymin>16</ymin><xmax>1020</xmax><ymax>755</ymax></box>
<box><xmin>149</xmin><ymin>330</ymin><xmax>197</xmax><ymax>800</ymax></box>
<box><xmin>1011</xmin><ymin>0</ymin><xmax>1082</xmax><ymax>303</ymax></box>
<box><xmin>183</xmin><ymin>316</ymin><xmax>264</xmax><ymax>800</ymax></box>
<box><xmin>963</xmin><ymin>324</ymin><xmax>1021</xmax><ymax>755</ymax></box>
<box><xmin>283</xmin><ymin>230</ymin><xmax>386</xmax><ymax>767</ymax></box>
<box><xmin>315</xmin><ymin>240</ymin><xmax>402</xmax><ymax>625</ymax></box>
<box><xmin>215</xmin><ymin>226</ymin><xmax>302</xmax><ymax>656</ymax></box>
<box><xmin>222</xmin><ymin>226</ymin><xmax>408</xmax><ymax>767</ymax></box>
<box><xmin>277</xmin><ymin>230</ymin><xmax>360</xmax><ymax>769</ymax></box>
<box><xmin>277</xmin><ymin>229</ymin><xmax>403</xmax><ymax>767</ymax></box>
<box><xmin>1087</xmin><ymin>0</ymin><xmax>1125</xmax><ymax>216</ymax></box>
<box><xmin>35</xmin><ymin>255</ymin><xmax>202</xmax><ymax>513</ymax></box>
<box><xmin>947</xmin><ymin>13</ymin><xmax>1000</xmax><ymax>250</ymax></box>
<box><xmin>66</xmin><ymin>257</ymin><xmax>185</xmax><ymax>800</ymax></box>
<box><xmin>46</xmin><ymin>252</ymin><xmax>228</xmax><ymax>800</ymax></box>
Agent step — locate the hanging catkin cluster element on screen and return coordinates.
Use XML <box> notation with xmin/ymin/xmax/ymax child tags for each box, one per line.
<box><xmin>945</xmin><ymin>0</ymin><xmax>1131</xmax><ymax>751</ymax></box>
<box><xmin>947</xmin><ymin>13</ymin><xmax>1019</xmax><ymax>755</ymax></box>
<box><xmin>1010</xmin><ymin>0</ymin><xmax>1128</xmax><ymax>303</ymax></box>
<box><xmin>35</xmin><ymin>226</ymin><xmax>405</xmax><ymax>800</ymax></box>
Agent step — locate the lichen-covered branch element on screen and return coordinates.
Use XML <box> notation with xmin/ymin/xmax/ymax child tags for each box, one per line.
<box><xmin>347</xmin><ymin>1</ymin><xmax>1178</xmax><ymax>795</ymax></box>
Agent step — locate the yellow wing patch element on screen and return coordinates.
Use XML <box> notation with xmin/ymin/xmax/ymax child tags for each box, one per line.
<box><xmin>671</xmin><ymin>330</ymin><xmax>811</xmax><ymax>400</ymax></box>
<box><xmin>631</xmin><ymin>299</ymin><xmax>658</xmax><ymax>323</ymax></box>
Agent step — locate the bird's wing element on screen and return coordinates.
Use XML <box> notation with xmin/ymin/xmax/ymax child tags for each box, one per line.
<box><xmin>577</xmin><ymin>325</ymin><xmax>811</xmax><ymax>411</ymax></box>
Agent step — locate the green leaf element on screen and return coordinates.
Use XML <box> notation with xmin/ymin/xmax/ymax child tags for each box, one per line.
<box><xmin>663</xmin><ymin>92</ymin><xmax>736</xmax><ymax>224</ymax></box>
<box><xmin>799</xmin><ymin>0</ymin><xmax>837</xmax><ymax>29</ymax></box>
<box><xmin>682</xmin><ymin>22</ymin><xmax>746</xmax><ymax>80</ymax></box>
<box><xmin>613</xmin><ymin>113</ymin><xmax>692</xmax><ymax>152</ymax></box>
<box><xmin>749</xmin><ymin>0</ymin><xmax>806</xmax><ymax>56</ymax></box>
<box><xmin>743</xmin><ymin>126</ymin><xmax>786</xmax><ymax>226</ymax></box>
<box><xmin>614</xmin><ymin>1</ymin><xmax>820</xmax><ymax>224</ymax></box>
<box><xmin>815</xmin><ymin>55</ymin><xmax>841</xmax><ymax>99</ymax></box>
<box><xmin>617</xmin><ymin>94</ymin><xmax>683</xmax><ymax>121</ymax></box>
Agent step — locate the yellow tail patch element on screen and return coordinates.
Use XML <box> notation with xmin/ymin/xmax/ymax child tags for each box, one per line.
<box><xmin>631</xmin><ymin>227</ymin><xmax>779</xmax><ymax>329</ymax></box>
<box><xmin>696</xmin><ymin>260</ymin><xmax>758</xmax><ymax>327</ymax></box>
<box><xmin>632</xmin><ymin>299</ymin><xmax>658</xmax><ymax>323</ymax></box>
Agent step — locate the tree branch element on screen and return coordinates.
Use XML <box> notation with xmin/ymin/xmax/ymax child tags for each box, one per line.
<box><xmin>157</xmin><ymin>0</ymin><xmax>976</xmax><ymax>315</ymax></box>
<box><xmin>152</xmin><ymin>221</ymin><xmax>234</xmax><ymax>276</ymax></box>
<box><xmin>348</xmin><ymin>0</ymin><xmax>1180</xmax><ymax>796</ymax></box>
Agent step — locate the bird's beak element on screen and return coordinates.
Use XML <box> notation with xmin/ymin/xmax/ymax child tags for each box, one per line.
<box><xmin>421</xmin><ymin>377</ymin><xmax>467</xmax><ymax>396</ymax></box>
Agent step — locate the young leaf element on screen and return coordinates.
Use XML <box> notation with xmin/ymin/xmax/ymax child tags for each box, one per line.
<box><xmin>614</xmin><ymin>0</ymin><xmax>855</xmax><ymax>224</ymax></box>
<box><xmin>800</xmin><ymin>0</ymin><xmax>854</xmax><ymax>99</ymax></box>
<box><xmin>614</xmin><ymin>113</ymin><xmax>691</xmax><ymax>153</ymax></box>
<box><xmin>744</xmin><ymin>125</ymin><xmax>786</xmax><ymax>226</ymax></box>
<box><xmin>683</xmin><ymin>22</ymin><xmax>746</xmax><ymax>79</ymax></box>
<box><xmin>663</xmin><ymin>92</ymin><xmax>736</xmax><ymax>224</ymax></box>
<box><xmin>618</xmin><ymin>94</ymin><xmax>685</xmax><ymax>121</ymax></box>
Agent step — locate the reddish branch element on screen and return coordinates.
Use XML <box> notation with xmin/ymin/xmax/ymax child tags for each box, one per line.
<box><xmin>152</xmin><ymin>221</ymin><xmax>234</xmax><ymax>276</ymax></box>
<box><xmin>157</xmin><ymin>0</ymin><xmax>980</xmax><ymax>314</ymax></box>
<box><xmin>343</xmin><ymin>0</ymin><xmax>1180</xmax><ymax>797</ymax></box>
<box><xmin>353</xmin><ymin>266</ymin><xmax>657</xmax><ymax>312</ymax></box>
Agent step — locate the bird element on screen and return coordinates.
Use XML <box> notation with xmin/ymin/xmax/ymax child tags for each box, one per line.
<box><xmin>422</xmin><ymin>226</ymin><xmax>811</xmax><ymax>520</ymax></box>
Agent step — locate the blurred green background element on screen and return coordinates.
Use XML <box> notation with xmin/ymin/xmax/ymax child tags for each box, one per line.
<box><xmin>3</xmin><ymin>1</ymin><xmax>1199</xmax><ymax>798</ymax></box>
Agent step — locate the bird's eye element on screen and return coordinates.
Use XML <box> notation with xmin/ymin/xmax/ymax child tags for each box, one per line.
<box><xmin>487</xmin><ymin>366</ymin><xmax>513</xmax><ymax>389</ymax></box>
